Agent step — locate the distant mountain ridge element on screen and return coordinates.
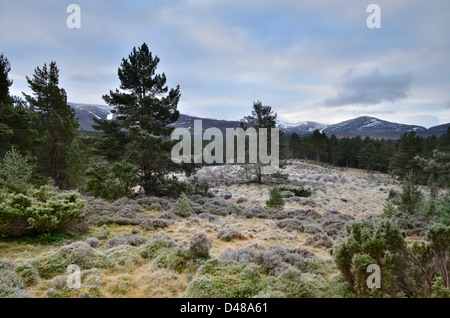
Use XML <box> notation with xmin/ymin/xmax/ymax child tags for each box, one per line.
<box><xmin>69</xmin><ymin>103</ymin><xmax>449</xmax><ymax>139</ymax></box>
<box><xmin>322</xmin><ymin>116</ymin><xmax>428</xmax><ymax>139</ymax></box>
<box><xmin>69</xmin><ymin>103</ymin><xmax>114</xmax><ymax>131</ymax></box>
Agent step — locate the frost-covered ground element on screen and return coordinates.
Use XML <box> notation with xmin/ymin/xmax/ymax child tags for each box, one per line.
<box><xmin>0</xmin><ymin>160</ymin><xmax>409</xmax><ymax>298</ymax></box>
<box><xmin>194</xmin><ymin>160</ymin><xmax>401</xmax><ymax>219</ymax></box>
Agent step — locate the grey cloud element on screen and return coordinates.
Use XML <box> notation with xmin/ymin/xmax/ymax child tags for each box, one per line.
<box><xmin>324</xmin><ymin>69</ymin><xmax>413</xmax><ymax>107</ymax></box>
<box><xmin>365</xmin><ymin>110</ymin><xmax>395</xmax><ymax>115</ymax></box>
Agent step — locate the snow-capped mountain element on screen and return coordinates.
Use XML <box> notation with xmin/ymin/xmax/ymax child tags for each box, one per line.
<box><xmin>69</xmin><ymin>103</ymin><xmax>114</xmax><ymax>131</ymax></box>
<box><xmin>167</xmin><ymin>113</ymin><xmax>246</xmax><ymax>134</ymax></box>
<box><xmin>276</xmin><ymin>119</ymin><xmax>328</xmax><ymax>136</ymax></box>
<box><xmin>323</xmin><ymin>116</ymin><xmax>427</xmax><ymax>139</ymax></box>
<box><xmin>70</xmin><ymin>103</ymin><xmax>448</xmax><ymax>139</ymax></box>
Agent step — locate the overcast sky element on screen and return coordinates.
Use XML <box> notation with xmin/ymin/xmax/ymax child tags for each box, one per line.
<box><xmin>1</xmin><ymin>0</ymin><xmax>449</xmax><ymax>128</ymax></box>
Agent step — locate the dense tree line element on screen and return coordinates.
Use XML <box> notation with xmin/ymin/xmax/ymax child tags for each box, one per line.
<box><xmin>286</xmin><ymin>129</ymin><xmax>450</xmax><ymax>186</ymax></box>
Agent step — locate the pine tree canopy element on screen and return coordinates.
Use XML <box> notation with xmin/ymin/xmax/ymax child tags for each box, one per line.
<box><xmin>94</xmin><ymin>43</ymin><xmax>182</xmax><ymax>194</ymax></box>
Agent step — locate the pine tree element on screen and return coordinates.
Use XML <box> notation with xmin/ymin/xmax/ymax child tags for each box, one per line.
<box><xmin>289</xmin><ymin>132</ymin><xmax>302</xmax><ymax>159</ymax></box>
<box><xmin>358</xmin><ymin>137</ymin><xmax>377</xmax><ymax>171</ymax></box>
<box><xmin>0</xmin><ymin>147</ymin><xmax>33</xmax><ymax>192</ymax></box>
<box><xmin>94</xmin><ymin>43</ymin><xmax>181</xmax><ymax>194</ymax></box>
<box><xmin>23</xmin><ymin>61</ymin><xmax>79</xmax><ymax>186</ymax></box>
<box><xmin>390</xmin><ymin>131</ymin><xmax>423</xmax><ymax>179</ymax></box>
<box><xmin>0</xmin><ymin>53</ymin><xmax>13</xmax><ymax>103</ymax></box>
<box><xmin>243</xmin><ymin>100</ymin><xmax>279</xmax><ymax>183</ymax></box>
<box><xmin>328</xmin><ymin>134</ymin><xmax>339</xmax><ymax>166</ymax></box>
<box><xmin>0</xmin><ymin>54</ymin><xmax>36</xmax><ymax>157</ymax></box>
<box><xmin>308</xmin><ymin>130</ymin><xmax>327</xmax><ymax>162</ymax></box>
<box><xmin>244</xmin><ymin>100</ymin><xmax>277</xmax><ymax>129</ymax></box>
<box><xmin>266</xmin><ymin>187</ymin><xmax>285</xmax><ymax>210</ymax></box>
<box><xmin>379</xmin><ymin>139</ymin><xmax>395</xmax><ymax>173</ymax></box>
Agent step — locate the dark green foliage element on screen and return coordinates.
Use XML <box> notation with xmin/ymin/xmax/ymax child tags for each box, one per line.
<box><xmin>82</xmin><ymin>160</ymin><xmax>139</xmax><ymax>200</ymax></box>
<box><xmin>289</xmin><ymin>132</ymin><xmax>302</xmax><ymax>159</ymax></box>
<box><xmin>333</xmin><ymin>219</ymin><xmax>450</xmax><ymax>297</ymax></box>
<box><xmin>94</xmin><ymin>43</ymin><xmax>183</xmax><ymax>195</ymax></box>
<box><xmin>0</xmin><ymin>186</ymin><xmax>85</xmax><ymax>237</ymax></box>
<box><xmin>357</xmin><ymin>137</ymin><xmax>378</xmax><ymax>171</ymax></box>
<box><xmin>61</xmin><ymin>134</ymin><xmax>93</xmax><ymax>189</ymax></box>
<box><xmin>243</xmin><ymin>100</ymin><xmax>284</xmax><ymax>184</ymax></box>
<box><xmin>285</xmin><ymin>128</ymin><xmax>448</xmax><ymax>182</ymax></box>
<box><xmin>385</xmin><ymin>171</ymin><xmax>449</xmax><ymax>234</ymax></box>
<box><xmin>244</xmin><ymin>100</ymin><xmax>277</xmax><ymax>129</ymax></box>
<box><xmin>416</xmin><ymin>149</ymin><xmax>450</xmax><ymax>188</ymax></box>
<box><xmin>0</xmin><ymin>53</ymin><xmax>12</xmax><ymax>102</ymax></box>
<box><xmin>0</xmin><ymin>54</ymin><xmax>36</xmax><ymax>158</ymax></box>
<box><xmin>438</xmin><ymin>193</ymin><xmax>450</xmax><ymax>226</ymax></box>
<box><xmin>266</xmin><ymin>187</ymin><xmax>285</xmax><ymax>210</ymax></box>
<box><xmin>432</xmin><ymin>277</ymin><xmax>450</xmax><ymax>298</ymax></box>
<box><xmin>308</xmin><ymin>130</ymin><xmax>328</xmax><ymax>162</ymax></box>
<box><xmin>173</xmin><ymin>193</ymin><xmax>192</xmax><ymax>217</ymax></box>
<box><xmin>426</xmin><ymin>224</ymin><xmax>450</xmax><ymax>287</ymax></box>
<box><xmin>0</xmin><ymin>147</ymin><xmax>33</xmax><ymax>193</ymax></box>
<box><xmin>389</xmin><ymin>132</ymin><xmax>424</xmax><ymax>179</ymax></box>
<box><xmin>393</xmin><ymin>171</ymin><xmax>424</xmax><ymax>216</ymax></box>
<box><xmin>278</xmin><ymin>186</ymin><xmax>311</xmax><ymax>198</ymax></box>
<box><xmin>164</xmin><ymin>176</ymin><xmax>213</xmax><ymax>199</ymax></box>
<box><xmin>23</xmin><ymin>61</ymin><xmax>79</xmax><ymax>188</ymax></box>
<box><xmin>333</xmin><ymin>219</ymin><xmax>407</xmax><ymax>297</ymax></box>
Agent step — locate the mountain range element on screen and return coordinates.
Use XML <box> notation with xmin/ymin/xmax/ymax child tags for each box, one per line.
<box><xmin>69</xmin><ymin>102</ymin><xmax>450</xmax><ymax>139</ymax></box>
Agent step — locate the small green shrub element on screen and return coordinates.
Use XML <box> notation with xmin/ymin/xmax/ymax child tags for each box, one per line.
<box><xmin>164</xmin><ymin>176</ymin><xmax>213</xmax><ymax>199</ymax></box>
<box><xmin>0</xmin><ymin>147</ymin><xmax>33</xmax><ymax>193</ymax></box>
<box><xmin>333</xmin><ymin>219</ymin><xmax>450</xmax><ymax>297</ymax></box>
<box><xmin>14</xmin><ymin>262</ymin><xmax>39</xmax><ymax>287</ymax></box>
<box><xmin>186</xmin><ymin>260</ymin><xmax>267</xmax><ymax>298</ymax></box>
<box><xmin>333</xmin><ymin>219</ymin><xmax>406</xmax><ymax>297</ymax></box>
<box><xmin>32</xmin><ymin>242</ymin><xmax>107</xmax><ymax>279</ymax></box>
<box><xmin>278</xmin><ymin>186</ymin><xmax>312</xmax><ymax>198</ymax></box>
<box><xmin>139</xmin><ymin>236</ymin><xmax>176</xmax><ymax>259</ymax></box>
<box><xmin>104</xmin><ymin>245</ymin><xmax>143</xmax><ymax>272</ymax></box>
<box><xmin>173</xmin><ymin>193</ymin><xmax>192</xmax><ymax>217</ymax></box>
<box><xmin>266</xmin><ymin>187</ymin><xmax>285</xmax><ymax>210</ymax></box>
<box><xmin>0</xmin><ymin>186</ymin><xmax>85</xmax><ymax>237</ymax></box>
<box><xmin>432</xmin><ymin>277</ymin><xmax>450</xmax><ymax>298</ymax></box>
<box><xmin>153</xmin><ymin>246</ymin><xmax>192</xmax><ymax>273</ymax></box>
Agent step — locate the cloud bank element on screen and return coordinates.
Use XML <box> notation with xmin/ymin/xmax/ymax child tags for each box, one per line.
<box><xmin>0</xmin><ymin>0</ymin><xmax>449</xmax><ymax>127</ymax></box>
<box><xmin>324</xmin><ymin>69</ymin><xmax>413</xmax><ymax>107</ymax></box>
